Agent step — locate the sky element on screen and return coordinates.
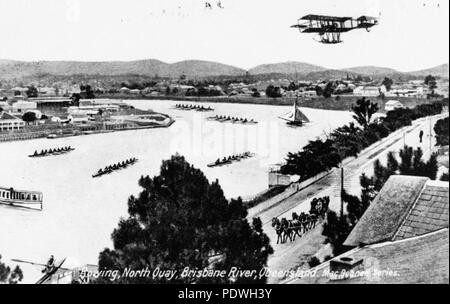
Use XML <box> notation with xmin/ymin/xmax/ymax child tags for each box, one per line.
<box><xmin>0</xmin><ymin>0</ymin><xmax>448</xmax><ymax>71</ymax></box>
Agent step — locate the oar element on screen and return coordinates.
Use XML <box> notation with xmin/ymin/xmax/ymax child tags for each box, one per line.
<box><xmin>11</xmin><ymin>259</ymin><xmax>47</xmax><ymax>267</ymax></box>
<box><xmin>11</xmin><ymin>259</ymin><xmax>70</xmax><ymax>271</ymax></box>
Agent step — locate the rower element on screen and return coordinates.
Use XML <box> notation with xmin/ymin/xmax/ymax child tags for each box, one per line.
<box><xmin>33</xmin><ymin>150</ymin><xmax>38</xmax><ymax>156</ymax></box>
<box><xmin>42</xmin><ymin>255</ymin><xmax>55</xmax><ymax>274</ymax></box>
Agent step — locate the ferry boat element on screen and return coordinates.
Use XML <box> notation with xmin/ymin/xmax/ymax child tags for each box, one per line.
<box><xmin>0</xmin><ymin>186</ymin><xmax>43</xmax><ymax>210</ymax></box>
<box><xmin>279</xmin><ymin>97</ymin><xmax>310</xmax><ymax>126</ymax></box>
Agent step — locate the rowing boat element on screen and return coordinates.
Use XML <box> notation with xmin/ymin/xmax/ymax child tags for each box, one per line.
<box><xmin>28</xmin><ymin>148</ymin><xmax>75</xmax><ymax>158</ymax></box>
<box><xmin>36</xmin><ymin>258</ymin><xmax>67</xmax><ymax>284</ymax></box>
<box><xmin>207</xmin><ymin>160</ymin><xmax>232</xmax><ymax>167</ymax></box>
<box><xmin>92</xmin><ymin>159</ymin><xmax>138</xmax><ymax>178</ymax></box>
<box><xmin>207</xmin><ymin>153</ymin><xmax>255</xmax><ymax>168</ymax></box>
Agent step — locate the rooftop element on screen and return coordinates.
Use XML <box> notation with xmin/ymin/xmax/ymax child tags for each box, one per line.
<box><xmin>288</xmin><ymin>229</ymin><xmax>449</xmax><ymax>284</ymax></box>
<box><xmin>287</xmin><ymin>175</ymin><xmax>449</xmax><ymax>284</ymax></box>
<box><xmin>344</xmin><ymin>175</ymin><xmax>431</xmax><ymax>247</ymax></box>
<box><xmin>0</xmin><ymin>111</ymin><xmax>21</xmax><ymax>121</ymax></box>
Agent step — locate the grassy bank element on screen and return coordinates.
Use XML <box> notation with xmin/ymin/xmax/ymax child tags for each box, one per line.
<box><xmin>98</xmin><ymin>93</ymin><xmax>440</xmax><ymax>112</ymax></box>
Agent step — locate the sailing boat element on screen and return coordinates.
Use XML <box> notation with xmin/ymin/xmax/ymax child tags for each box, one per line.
<box><xmin>279</xmin><ymin>97</ymin><xmax>310</xmax><ymax>126</ymax></box>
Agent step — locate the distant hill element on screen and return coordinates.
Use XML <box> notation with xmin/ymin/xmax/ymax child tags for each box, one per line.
<box><xmin>342</xmin><ymin>66</ymin><xmax>399</xmax><ymax>76</ymax></box>
<box><xmin>408</xmin><ymin>64</ymin><xmax>449</xmax><ymax>78</ymax></box>
<box><xmin>248</xmin><ymin>61</ymin><xmax>326</xmax><ymax>75</ymax></box>
<box><xmin>0</xmin><ymin>58</ymin><xmax>447</xmax><ymax>81</ymax></box>
<box><xmin>0</xmin><ymin>59</ymin><xmax>246</xmax><ymax>79</ymax></box>
<box><xmin>304</xmin><ymin>69</ymin><xmax>355</xmax><ymax>81</ymax></box>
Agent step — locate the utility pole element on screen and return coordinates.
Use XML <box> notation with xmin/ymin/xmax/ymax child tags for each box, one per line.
<box><xmin>340</xmin><ymin>167</ymin><xmax>344</xmax><ymax>219</ymax></box>
<box><xmin>429</xmin><ymin>116</ymin><xmax>432</xmax><ymax>152</ymax></box>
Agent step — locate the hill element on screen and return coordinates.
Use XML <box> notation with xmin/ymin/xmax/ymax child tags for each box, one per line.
<box><xmin>408</xmin><ymin>64</ymin><xmax>449</xmax><ymax>78</ymax></box>
<box><xmin>248</xmin><ymin>62</ymin><xmax>326</xmax><ymax>75</ymax></box>
<box><xmin>342</xmin><ymin>65</ymin><xmax>400</xmax><ymax>76</ymax></box>
<box><xmin>0</xmin><ymin>59</ymin><xmax>245</xmax><ymax>79</ymax></box>
<box><xmin>0</xmin><ymin>58</ymin><xmax>447</xmax><ymax>81</ymax></box>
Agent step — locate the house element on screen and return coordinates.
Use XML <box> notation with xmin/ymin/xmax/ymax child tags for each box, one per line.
<box><xmin>0</xmin><ymin>112</ymin><xmax>26</xmax><ymax>132</ymax></box>
<box><xmin>11</xmin><ymin>101</ymin><xmax>37</xmax><ymax>114</ymax></box>
<box><xmin>29</xmin><ymin>97</ymin><xmax>72</xmax><ymax>113</ymax></box>
<box><xmin>0</xmin><ymin>101</ymin><xmax>11</xmax><ymax>112</ymax></box>
<box><xmin>68</xmin><ymin>113</ymin><xmax>90</xmax><ymax>124</ymax></box>
<box><xmin>353</xmin><ymin>85</ymin><xmax>386</xmax><ymax>96</ymax></box>
<box><xmin>384</xmin><ymin>100</ymin><xmax>404</xmax><ymax>112</ymax></box>
<box><xmin>287</xmin><ymin>175</ymin><xmax>449</xmax><ymax>284</ymax></box>
<box><xmin>38</xmin><ymin>87</ymin><xmax>57</xmax><ymax>96</ymax></box>
<box><xmin>297</xmin><ymin>90</ymin><xmax>317</xmax><ymax>98</ymax></box>
<box><xmin>386</xmin><ymin>87</ymin><xmax>427</xmax><ymax>98</ymax></box>
<box><xmin>120</xmin><ymin>87</ymin><xmax>131</xmax><ymax>94</ymax></box>
<box><xmin>129</xmin><ymin>89</ymin><xmax>141</xmax><ymax>95</ymax></box>
<box><xmin>11</xmin><ymin>87</ymin><xmax>28</xmax><ymax>96</ymax></box>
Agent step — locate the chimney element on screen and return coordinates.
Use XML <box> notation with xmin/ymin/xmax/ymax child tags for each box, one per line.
<box><xmin>329</xmin><ymin>257</ymin><xmax>363</xmax><ymax>280</ymax></box>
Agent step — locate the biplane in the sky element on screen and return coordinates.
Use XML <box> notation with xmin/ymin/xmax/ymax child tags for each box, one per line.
<box><xmin>291</xmin><ymin>14</ymin><xmax>378</xmax><ymax>44</ymax></box>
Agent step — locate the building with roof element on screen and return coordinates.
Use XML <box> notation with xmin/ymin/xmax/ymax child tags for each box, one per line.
<box><xmin>287</xmin><ymin>175</ymin><xmax>449</xmax><ymax>284</ymax></box>
<box><xmin>384</xmin><ymin>100</ymin><xmax>404</xmax><ymax>112</ymax></box>
<box><xmin>0</xmin><ymin>112</ymin><xmax>25</xmax><ymax>132</ymax></box>
<box><xmin>0</xmin><ymin>101</ymin><xmax>11</xmax><ymax>112</ymax></box>
<box><xmin>353</xmin><ymin>85</ymin><xmax>386</xmax><ymax>97</ymax></box>
<box><xmin>11</xmin><ymin>101</ymin><xmax>37</xmax><ymax>114</ymax></box>
<box><xmin>28</xmin><ymin>97</ymin><xmax>72</xmax><ymax>113</ymax></box>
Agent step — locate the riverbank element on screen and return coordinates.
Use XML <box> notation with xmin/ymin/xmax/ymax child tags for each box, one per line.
<box><xmin>98</xmin><ymin>93</ymin><xmax>440</xmax><ymax>112</ymax></box>
<box><xmin>0</xmin><ymin>116</ymin><xmax>175</xmax><ymax>143</ymax></box>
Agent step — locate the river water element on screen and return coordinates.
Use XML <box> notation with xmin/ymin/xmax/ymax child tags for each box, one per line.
<box><xmin>0</xmin><ymin>99</ymin><xmax>353</xmax><ymax>282</ymax></box>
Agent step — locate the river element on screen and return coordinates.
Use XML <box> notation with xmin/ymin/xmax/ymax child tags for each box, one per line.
<box><xmin>0</xmin><ymin>99</ymin><xmax>353</xmax><ymax>282</ymax></box>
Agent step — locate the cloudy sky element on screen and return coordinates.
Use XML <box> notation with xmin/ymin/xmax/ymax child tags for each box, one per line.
<box><xmin>0</xmin><ymin>0</ymin><xmax>448</xmax><ymax>71</ymax></box>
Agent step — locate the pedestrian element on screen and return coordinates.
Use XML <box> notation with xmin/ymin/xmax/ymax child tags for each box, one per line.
<box><xmin>419</xmin><ymin>130</ymin><xmax>424</xmax><ymax>143</ymax></box>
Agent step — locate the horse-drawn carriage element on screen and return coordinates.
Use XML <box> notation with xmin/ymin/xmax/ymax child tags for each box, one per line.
<box><xmin>271</xmin><ymin>196</ymin><xmax>330</xmax><ymax>244</ymax></box>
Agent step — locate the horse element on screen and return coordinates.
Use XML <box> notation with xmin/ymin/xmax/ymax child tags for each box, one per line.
<box><xmin>271</xmin><ymin>218</ymin><xmax>284</xmax><ymax>244</ymax></box>
<box><xmin>280</xmin><ymin>218</ymin><xmax>294</xmax><ymax>243</ymax></box>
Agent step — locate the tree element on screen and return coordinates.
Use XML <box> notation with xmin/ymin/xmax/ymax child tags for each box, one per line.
<box><xmin>424</xmin><ymin>75</ymin><xmax>437</xmax><ymax>90</ymax></box>
<box><xmin>398</xmin><ymin>146</ymin><xmax>438</xmax><ymax>179</ymax></box>
<box><xmin>26</xmin><ymin>85</ymin><xmax>39</xmax><ymax>98</ymax></box>
<box><xmin>97</xmin><ymin>155</ymin><xmax>273</xmax><ymax>283</ymax></box>
<box><xmin>22</xmin><ymin>111</ymin><xmax>37</xmax><ymax>122</ymax></box>
<box><xmin>434</xmin><ymin>117</ymin><xmax>449</xmax><ymax>146</ymax></box>
<box><xmin>80</xmin><ymin>84</ymin><xmax>95</xmax><ymax>99</ymax></box>
<box><xmin>251</xmin><ymin>90</ymin><xmax>261</xmax><ymax>98</ymax></box>
<box><xmin>351</xmin><ymin>97</ymin><xmax>379</xmax><ymax>128</ymax></box>
<box><xmin>381</xmin><ymin>77</ymin><xmax>393</xmax><ymax>91</ymax></box>
<box><xmin>322</xmin><ymin>82</ymin><xmax>334</xmax><ymax>98</ymax></box>
<box><xmin>265</xmin><ymin>85</ymin><xmax>281</xmax><ymax>98</ymax></box>
<box><xmin>71</xmin><ymin>93</ymin><xmax>81</xmax><ymax>106</ymax></box>
<box><xmin>0</xmin><ymin>255</ymin><xmax>23</xmax><ymax>284</ymax></box>
<box><xmin>322</xmin><ymin>211</ymin><xmax>352</xmax><ymax>256</ymax></box>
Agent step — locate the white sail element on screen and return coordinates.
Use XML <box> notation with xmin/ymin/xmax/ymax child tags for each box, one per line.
<box><xmin>279</xmin><ymin>98</ymin><xmax>310</xmax><ymax>123</ymax></box>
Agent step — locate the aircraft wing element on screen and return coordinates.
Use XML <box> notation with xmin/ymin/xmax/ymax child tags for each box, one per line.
<box><xmin>300</xmin><ymin>14</ymin><xmax>352</xmax><ymax>22</ymax></box>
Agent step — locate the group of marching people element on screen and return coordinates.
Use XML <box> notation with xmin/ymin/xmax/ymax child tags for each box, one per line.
<box><xmin>271</xmin><ymin>196</ymin><xmax>330</xmax><ymax>244</ymax></box>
